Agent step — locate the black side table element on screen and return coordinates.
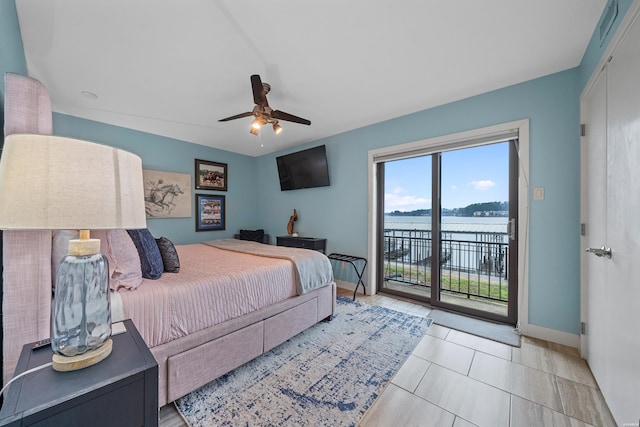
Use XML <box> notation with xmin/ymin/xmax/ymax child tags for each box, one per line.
<box><xmin>0</xmin><ymin>319</ymin><xmax>158</xmax><ymax>427</ymax></box>
<box><xmin>328</xmin><ymin>253</ymin><xmax>367</xmax><ymax>300</ymax></box>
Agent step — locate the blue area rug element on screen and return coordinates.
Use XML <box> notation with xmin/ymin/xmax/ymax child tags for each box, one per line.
<box><xmin>175</xmin><ymin>296</ymin><xmax>432</xmax><ymax>426</ymax></box>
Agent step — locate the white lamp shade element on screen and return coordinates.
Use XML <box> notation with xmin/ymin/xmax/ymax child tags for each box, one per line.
<box><xmin>0</xmin><ymin>134</ymin><xmax>147</xmax><ymax>230</ymax></box>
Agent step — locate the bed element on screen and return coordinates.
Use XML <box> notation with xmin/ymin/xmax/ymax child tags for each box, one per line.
<box><xmin>1</xmin><ymin>230</ymin><xmax>336</xmax><ymax>407</ymax></box>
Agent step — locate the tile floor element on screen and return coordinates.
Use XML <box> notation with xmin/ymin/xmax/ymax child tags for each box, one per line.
<box><xmin>355</xmin><ymin>289</ymin><xmax>617</xmax><ymax>427</ymax></box>
<box><xmin>160</xmin><ymin>288</ymin><xmax>617</xmax><ymax>426</ymax></box>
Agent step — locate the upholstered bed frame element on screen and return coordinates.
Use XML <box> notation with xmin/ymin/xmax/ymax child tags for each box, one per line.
<box><xmin>2</xmin><ymin>231</ymin><xmax>336</xmax><ymax>406</ymax></box>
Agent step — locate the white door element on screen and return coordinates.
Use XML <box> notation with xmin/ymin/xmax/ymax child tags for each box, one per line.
<box><xmin>581</xmin><ymin>68</ymin><xmax>608</xmax><ymax>378</ymax></box>
<box><xmin>583</xmin><ymin>11</ymin><xmax>640</xmax><ymax>425</ymax></box>
<box><xmin>601</xmin><ymin>15</ymin><xmax>640</xmax><ymax>422</ymax></box>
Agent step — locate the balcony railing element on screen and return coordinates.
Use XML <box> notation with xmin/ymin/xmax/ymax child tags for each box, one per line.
<box><xmin>383</xmin><ymin>228</ymin><xmax>509</xmax><ymax>303</ymax></box>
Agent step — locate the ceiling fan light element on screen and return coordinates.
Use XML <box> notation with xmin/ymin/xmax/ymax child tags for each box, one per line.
<box><xmin>249</xmin><ymin>127</ymin><xmax>259</xmax><ymax>135</ymax></box>
<box><xmin>273</xmin><ymin>123</ymin><xmax>283</xmax><ymax>134</ymax></box>
<box><xmin>251</xmin><ymin>118</ymin><xmax>261</xmax><ymax>129</ymax></box>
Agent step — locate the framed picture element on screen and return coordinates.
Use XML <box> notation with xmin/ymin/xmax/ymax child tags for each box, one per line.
<box><xmin>196</xmin><ymin>194</ymin><xmax>226</xmax><ymax>231</ymax></box>
<box><xmin>195</xmin><ymin>159</ymin><xmax>227</xmax><ymax>191</ymax></box>
<box><xmin>143</xmin><ymin>169</ymin><xmax>192</xmax><ymax>218</ymax></box>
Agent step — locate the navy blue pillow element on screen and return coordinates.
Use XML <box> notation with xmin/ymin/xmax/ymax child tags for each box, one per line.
<box><xmin>239</xmin><ymin>229</ymin><xmax>265</xmax><ymax>243</ymax></box>
<box><xmin>127</xmin><ymin>229</ymin><xmax>163</xmax><ymax>280</ymax></box>
<box><xmin>155</xmin><ymin>236</ymin><xmax>180</xmax><ymax>273</ymax></box>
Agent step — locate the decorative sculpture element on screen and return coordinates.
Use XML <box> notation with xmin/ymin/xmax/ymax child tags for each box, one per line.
<box><xmin>287</xmin><ymin>209</ymin><xmax>298</xmax><ymax>235</ymax></box>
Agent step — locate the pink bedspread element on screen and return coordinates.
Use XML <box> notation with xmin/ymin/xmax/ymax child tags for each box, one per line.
<box><xmin>118</xmin><ymin>244</ymin><xmax>297</xmax><ymax>348</ymax></box>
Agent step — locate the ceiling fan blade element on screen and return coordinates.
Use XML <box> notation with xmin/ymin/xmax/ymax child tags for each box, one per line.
<box><xmin>272</xmin><ymin>110</ymin><xmax>311</xmax><ymax>126</ymax></box>
<box><xmin>251</xmin><ymin>74</ymin><xmax>268</xmax><ymax>106</ymax></box>
<box><xmin>218</xmin><ymin>111</ymin><xmax>254</xmax><ymax>122</ymax></box>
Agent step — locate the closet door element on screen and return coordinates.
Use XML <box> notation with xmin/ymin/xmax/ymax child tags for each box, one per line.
<box><xmin>600</xmin><ymin>13</ymin><xmax>640</xmax><ymax>424</ymax></box>
<box><xmin>582</xmin><ymin>68</ymin><xmax>607</xmax><ymax>384</ymax></box>
<box><xmin>583</xmin><ymin>11</ymin><xmax>640</xmax><ymax>425</ymax></box>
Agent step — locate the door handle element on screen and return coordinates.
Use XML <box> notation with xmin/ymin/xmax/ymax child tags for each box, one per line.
<box><xmin>507</xmin><ymin>218</ymin><xmax>516</xmax><ymax>241</ymax></box>
<box><xmin>586</xmin><ymin>246</ymin><xmax>612</xmax><ymax>259</ymax></box>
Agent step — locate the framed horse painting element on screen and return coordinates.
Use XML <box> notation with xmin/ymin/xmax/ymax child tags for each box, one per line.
<box><xmin>195</xmin><ymin>159</ymin><xmax>227</xmax><ymax>191</ymax></box>
<box><xmin>143</xmin><ymin>169</ymin><xmax>192</xmax><ymax>218</ymax></box>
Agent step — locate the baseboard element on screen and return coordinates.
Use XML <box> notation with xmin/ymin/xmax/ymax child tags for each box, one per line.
<box><xmin>335</xmin><ymin>279</ymin><xmax>366</xmax><ymax>296</ymax></box>
<box><xmin>339</xmin><ymin>279</ymin><xmax>580</xmax><ymax>350</ymax></box>
<box><xmin>519</xmin><ymin>323</ymin><xmax>580</xmax><ymax>350</ymax></box>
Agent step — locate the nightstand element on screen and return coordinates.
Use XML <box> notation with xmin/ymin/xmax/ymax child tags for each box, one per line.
<box><xmin>276</xmin><ymin>236</ymin><xmax>327</xmax><ymax>253</ymax></box>
<box><xmin>0</xmin><ymin>319</ymin><xmax>158</xmax><ymax>426</ymax></box>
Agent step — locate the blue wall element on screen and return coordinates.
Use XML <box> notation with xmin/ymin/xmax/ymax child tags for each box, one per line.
<box><xmin>579</xmin><ymin>0</ymin><xmax>634</xmax><ymax>89</ymax></box>
<box><xmin>52</xmin><ymin>114</ymin><xmax>260</xmax><ymax>244</ymax></box>
<box><xmin>254</xmin><ymin>0</ymin><xmax>636</xmax><ymax>336</ymax></box>
<box><xmin>0</xmin><ymin>0</ymin><xmax>27</xmax><ymax>112</ymax></box>
<box><xmin>2</xmin><ymin>0</ymin><xmax>633</xmax><ymax>335</ymax></box>
<box><xmin>257</xmin><ymin>69</ymin><xmax>583</xmax><ymax>334</ymax></box>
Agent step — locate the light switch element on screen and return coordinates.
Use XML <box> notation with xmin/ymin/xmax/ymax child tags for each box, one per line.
<box><xmin>533</xmin><ymin>187</ymin><xmax>545</xmax><ymax>200</ymax></box>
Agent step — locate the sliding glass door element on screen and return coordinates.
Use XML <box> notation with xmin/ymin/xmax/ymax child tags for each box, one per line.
<box><xmin>380</xmin><ymin>155</ymin><xmax>433</xmax><ymax>300</ymax></box>
<box><xmin>378</xmin><ymin>140</ymin><xmax>518</xmax><ymax>324</ymax></box>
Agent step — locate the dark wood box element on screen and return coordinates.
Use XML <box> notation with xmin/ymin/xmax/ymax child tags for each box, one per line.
<box><xmin>276</xmin><ymin>236</ymin><xmax>326</xmax><ymax>253</ymax></box>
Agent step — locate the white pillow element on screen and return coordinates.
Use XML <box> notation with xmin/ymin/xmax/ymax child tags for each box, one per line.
<box><xmin>92</xmin><ymin>230</ymin><xmax>143</xmax><ymax>291</ymax></box>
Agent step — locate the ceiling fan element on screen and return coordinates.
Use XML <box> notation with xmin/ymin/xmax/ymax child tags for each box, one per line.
<box><xmin>219</xmin><ymin>74</ymin><xmax>311</xmax><ymax>135</ymax></box>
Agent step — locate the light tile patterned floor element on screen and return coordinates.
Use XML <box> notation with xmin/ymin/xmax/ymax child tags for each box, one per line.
<box><xmin>354</xmin><ymin>288</ymin><xmax>617</xmax><ymax>427</ymax></box>
<box><xmin>160</xmin><ymin>287</ymin><xmax>617</xmax><ymax>426</ymax></box>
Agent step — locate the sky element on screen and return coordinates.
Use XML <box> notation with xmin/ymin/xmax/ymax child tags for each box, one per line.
<box><xmin>384</xmin><ymin>141</ymin><xmax>509</xmax><ymax>212</ymax></box>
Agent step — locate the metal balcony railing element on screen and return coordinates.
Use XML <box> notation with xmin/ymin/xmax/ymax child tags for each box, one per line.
<box><xmin>383</xmin><ymin>228</ymin><xmax>509</xmax><ymax>303</ymax></box>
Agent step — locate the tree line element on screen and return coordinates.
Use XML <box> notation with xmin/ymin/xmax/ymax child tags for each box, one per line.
<box><xmin>387</xmin><ymin>201</ymin><xmax>508</xmax><ymax>217</ymax></box>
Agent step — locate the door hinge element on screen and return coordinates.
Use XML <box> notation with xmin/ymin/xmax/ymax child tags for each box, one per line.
<box><xmin>581</xmin><ymin>223</ymin><xmax>586</xmax><ymax>236</ymax></box>
<box><xmin>581</xmin><ymin>322</ymin><xmax>587</xmax><ymax>335</ymax></box>
<box><xmin>580</xmin><ymin>124</ymin><xmax>586</xmax><ymax>137</ymax></box>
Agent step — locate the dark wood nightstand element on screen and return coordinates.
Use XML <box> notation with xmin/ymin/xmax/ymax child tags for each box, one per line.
<box><xmin>0</xmin><ymin>319</ymin><xmax>158</xmax><ymax>427</ymax></box>
<box><xmin>276</xmin><ymin>236</ymin><xmax>327</xmax><ymax>253</ymax></box>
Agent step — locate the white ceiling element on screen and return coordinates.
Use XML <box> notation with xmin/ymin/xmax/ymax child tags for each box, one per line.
<box><xmin>16</xmin><ymin>0</ymin><xmax>606</xmax><ymax>157</ymax></box>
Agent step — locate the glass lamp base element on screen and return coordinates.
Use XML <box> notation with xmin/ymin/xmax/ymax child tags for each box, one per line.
<box><xmin>52</xmin><ymin>253</ymin><xmax>111</xmax><ymax>357</ymax></box>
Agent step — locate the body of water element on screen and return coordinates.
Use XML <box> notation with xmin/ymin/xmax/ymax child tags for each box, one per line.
<box><xmin>383</xmin><ymin>216</ymin><xmax>509</xmax><ymax>273</ymax></box>
<box><xmin>385</xmin><ymin>215</ymin><xmax>508</xmax><ymax>237</ymax></box>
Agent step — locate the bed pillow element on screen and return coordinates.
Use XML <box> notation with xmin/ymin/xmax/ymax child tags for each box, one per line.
<box><xmin>127</xmin><ymin>229</ymin><xmax>164</xmax><ymax>280</ymax></box>
<box><xmin>155</xmin><ymin>237</ymin><xmax>180</xmax><ymax>273</ymax></box>
<box><xmin>103</xmin><ymin>230</ymin><xmax>142</xmax><ymax>291</ymax></box>
<box><xmin>100</xmin><ymin>229</ymin><xmax>143</xmax><ymax>291</ymax></box>
<box><xmin>239</xmin><ymin>229</ymin><xmax>265</xmax><ymax>243</ymax></box>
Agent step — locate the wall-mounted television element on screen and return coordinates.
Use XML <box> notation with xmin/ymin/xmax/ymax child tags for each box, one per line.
<box><xmin>276</xmin><ymin>145</ymin><xmax>330</xmax><ymax>191</ymax></box>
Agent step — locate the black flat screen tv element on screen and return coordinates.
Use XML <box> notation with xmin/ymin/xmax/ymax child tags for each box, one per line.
<box><xmin>276</xmin><ymin>145</ymin><xmax>330</xmax><ymax>191</ymax></box>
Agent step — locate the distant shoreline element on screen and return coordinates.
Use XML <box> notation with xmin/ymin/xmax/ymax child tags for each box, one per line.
<box><xmin>385</xmin><ymin>201</ymin><xmax>509</xmax><ymax>218</ymax></box>
<box><xmin>386</xmin><ymin>213</ymin><xmax>509</xmax><ymax>217</ymax></box>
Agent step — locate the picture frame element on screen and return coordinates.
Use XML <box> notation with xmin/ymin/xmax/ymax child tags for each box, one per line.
<box><xmin>195</xmin><ymin>159</ymin><xmax>227</xmax><ymax>191</ymax></box>
<box><xmin>195</xmin><ymin>193</ymin><xmax>226</xmax><ymax>231</ymax></box>
<box><xmin>143</xmin><ymin>169</ymin><xmax>192</xmax><ymax>218</ymax></box>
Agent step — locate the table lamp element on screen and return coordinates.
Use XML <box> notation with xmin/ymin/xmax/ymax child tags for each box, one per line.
<box><xmin>0</xmin><ymin>134</ymin><xmax>146</xmax><ymax>371</ymax></box>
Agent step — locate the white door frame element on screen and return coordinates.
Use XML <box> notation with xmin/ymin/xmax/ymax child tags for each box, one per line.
<box><xmin>367</xmin><ymin>119</ymin><xmax>530</xmax><ymax>331</ymax></box>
